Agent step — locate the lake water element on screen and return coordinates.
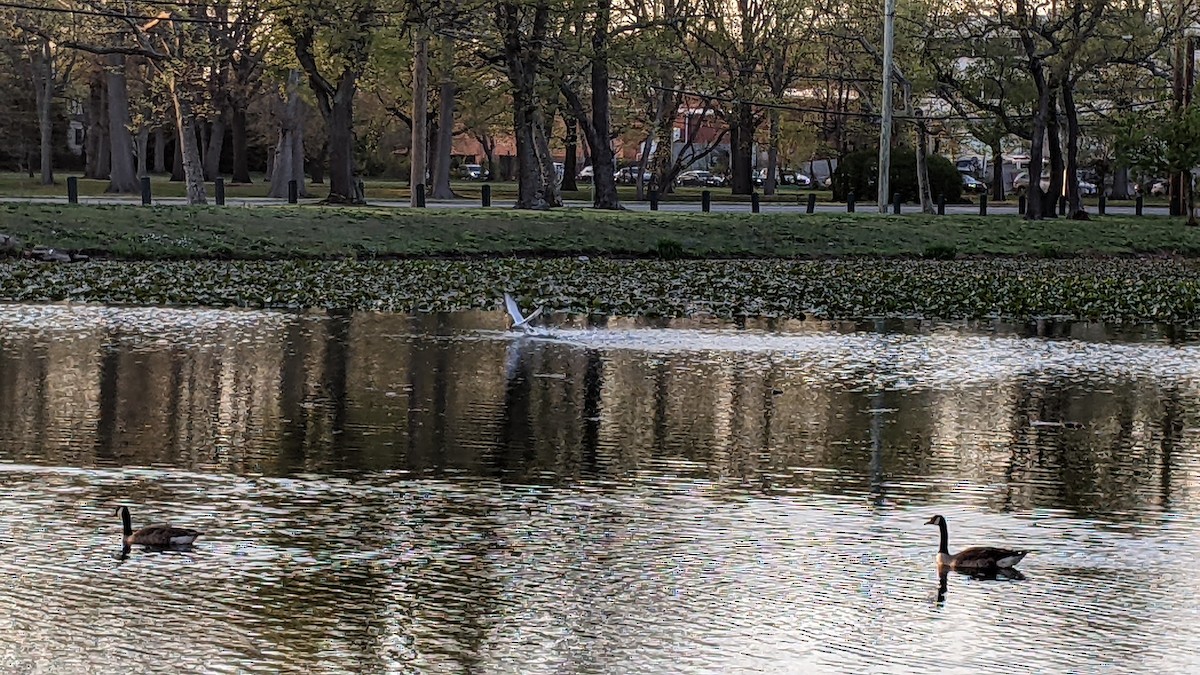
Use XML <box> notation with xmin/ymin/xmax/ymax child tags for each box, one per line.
<box><xmin>0</xmin><ymin>304</ymin><xmax>1198</xmax><ymax>674</ymax></box>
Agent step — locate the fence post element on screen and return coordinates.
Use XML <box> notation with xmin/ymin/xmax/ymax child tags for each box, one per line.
<box><xmin>937</xmin><ymin>193</ymin><xmax>945</xmax><ymax>215</ymax></box>
<box><xmin>1018</xmin><ymin>194</ymin><xmax>1026</xmax><ymax>215</ymax></box>
<box><xmin>287</xmin><ymin>180</ymin><xmax>298</xmax><ymax>204</ymax></box>
<box><xmin>751</xmin><ymin>192</ymin><xmax>760</xmax><ymax>213</ymax></box>
<box><xmin>415</xmin><ymin>184</ymin><xmax>426</xmax><ymax>207</ymax></box>
<box><xmin>702</xmin><ymin>190</ymin><xmax>711</xmax><ymax>213</ymax></box>
<box><xmin>215</xmin><ymin>178</ymin><xmax>225</xmax><ymax>206</ymax></box>
<box><xmin>481</xmin><ymin>184</ymin><xmax>491</xmax><ymax>207</ymax></box>
<box><xmin>1058</xmin><ymin>195</ymin><xmax>1067</xmax><ymax>216</ymax></box>
<box><xmin>1098</xmin><ymin>194</ymin><xmax>1105</xmax><ymax>215</ymax></box>
<box><xmin>847</xmin><ymin>191</ymin><xmax>856</xmax><ymax>213</ymax></box>
<box><xmin>140</xmin><ymin>176</ymin><xmax>152</xmax><ymax>205</ymax></box>
<box><xmin>67</xmin><ymin>176</ymin><xmax>78</xmax><ymax>204</ymax></box>
<box><xmin>649</xmin><ymin>189</ymin><xmax>659</xmax><ymax>211</ymax></box>
<box><xmin>892</xmin><ymin>192</ymin><xmax>901</xmax><ymax>214</ymax></box>
<box><xmin>806</xmin><ymin>193</ymin><xmax>816</xmax><ymax>214</ymax></box>
<box><xmin>979</xmin><ymin>193</ymin><xmax>988</xmax><ymax>216</ymax></box>
<box><xmin>1136</xmin><ymin>194</ymin><xmax>1144</xmax><ymax>216</ymax></box>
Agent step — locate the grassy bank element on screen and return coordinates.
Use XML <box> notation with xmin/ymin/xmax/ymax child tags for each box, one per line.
<box><xmin>0</xmin><ymin>203</ymin><xmax>1198</xmax><ymax>260</ymax></box>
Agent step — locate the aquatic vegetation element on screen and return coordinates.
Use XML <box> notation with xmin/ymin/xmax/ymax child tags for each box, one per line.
<box><xmin>0</xmin><ymin>257</ymin><xmax>1196</xmax><ymax>322</ymax></box>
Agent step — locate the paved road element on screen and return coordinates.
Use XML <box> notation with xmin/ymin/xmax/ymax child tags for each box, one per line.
<box><xmin>0</xmin><ymin>195</ymin><xmax>1171</xmax><ymax>217</ymax></box>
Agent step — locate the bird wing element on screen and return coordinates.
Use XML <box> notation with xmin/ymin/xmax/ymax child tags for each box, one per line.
<box><xmin>132</xmin><ymin>524</ymin><xmax>202</xmax><ymax>546</ymax></box>
<box><xmin>953</xmin><ymin>546</ymin><xmax>1028</xmax><ymax>568</ymax></box>
<box><xmin>503</xmin><ymin>293</ymin><xmax>526</xmax><ymax>325</ymax></box>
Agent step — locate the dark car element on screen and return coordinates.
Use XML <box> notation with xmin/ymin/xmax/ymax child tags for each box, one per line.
<box><xmin>961</xmin><ymin>174</ymin><xmax>987</xmax><ymax>194</ymax></box>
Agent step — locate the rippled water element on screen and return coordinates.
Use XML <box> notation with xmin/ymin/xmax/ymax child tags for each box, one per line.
<box><xmin>1</xmin><ymin>305</ymin><xmax>1199</xmax><ymax>673</ymax></box>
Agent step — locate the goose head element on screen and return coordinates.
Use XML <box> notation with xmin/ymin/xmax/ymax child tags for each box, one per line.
<box><xmin>925</xmin><ymin>515</ymin><xmax>945</xmax><ymax>526</ymax></box>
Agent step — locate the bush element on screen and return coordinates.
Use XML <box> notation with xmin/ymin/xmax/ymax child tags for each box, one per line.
<box><xmin>832</xmin><ymin>147</ymin><xmax>962</xmax><ymax>204</ymax></box>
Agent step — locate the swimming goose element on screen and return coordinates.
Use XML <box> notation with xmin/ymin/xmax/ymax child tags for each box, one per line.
<box><xmin>116</xmin><ymin>505</ymin><xmax>202</xmax><ymax>547</ymax></box>
<box><xmin>925</xmin><ymin>515</ymin><xmax>1027</xmax><ymax>570</ymax></box>
<box><xmin>504</xmin><ymin>292</ymin><xmax>544</xmax><ymax>333</ymax></box>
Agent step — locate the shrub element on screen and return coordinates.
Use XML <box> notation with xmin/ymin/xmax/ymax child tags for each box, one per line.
<box><xmin>832</xmin><ymin>148</ymin><xmax>963</xmax><ymax>204</ymax></box>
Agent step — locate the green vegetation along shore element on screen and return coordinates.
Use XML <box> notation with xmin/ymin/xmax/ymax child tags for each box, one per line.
<box><xmin>1</xmin><ymin>203</ymin><xmax>1198</xmax><ymax>323</ymax></box>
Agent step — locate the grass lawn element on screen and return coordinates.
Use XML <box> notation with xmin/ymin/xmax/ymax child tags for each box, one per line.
<box><xmin>0</xmin><ymin>202</ymin><xmax>1197</xmax><ymax>260</ymax></box>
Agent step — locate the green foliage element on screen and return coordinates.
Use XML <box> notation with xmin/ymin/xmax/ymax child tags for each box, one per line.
<box><xmin>832</xmin><ymin>148</ymin><xmax>962</xmax><ymax>203</ymax></box>
<box><xmin>1114</xmin><ymin>105</ymin><xmax>1200</xmax><ymax>181</ymax></box>
<box><xmin>0</xmin><ymin>257</ymin><xmax>1196</xmax><ymax>323</ymax></box>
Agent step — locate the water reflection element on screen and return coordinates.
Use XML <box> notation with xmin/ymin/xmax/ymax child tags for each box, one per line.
<box><xmin>0</xmin><ymin>306</ymin><xmax>1199</xmax><ymax>672</ymax></box>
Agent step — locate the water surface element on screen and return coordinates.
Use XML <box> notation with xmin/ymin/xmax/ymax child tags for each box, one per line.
<box><xmin>0</xmin><ymin>305</ymin><xmax>1198</xmax><ymax>673</ymax></box>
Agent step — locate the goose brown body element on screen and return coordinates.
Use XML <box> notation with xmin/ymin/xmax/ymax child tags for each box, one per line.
<box><xmin>926</xmin><ymin>515</ymin><xmax>1027</xmax><ymax>570</ymax></box>
<box><xmin>116</xmin><ymin>505</ymin><xmax>202</xmax><ymax>547</ymax></box>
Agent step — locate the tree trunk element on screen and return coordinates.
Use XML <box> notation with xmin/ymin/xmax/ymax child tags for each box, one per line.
<box><xmin>430</xmin><ymin>37</ymin><xmax>457</xmax><ymax>200</ymax></box>
<box><xmin>85</xmin><ymin>74</ymin><xmax>107</xmax><ymax>180</ymax></box>
<box><xmin>1044</xmin><ymin>91</ymin><xmax>1063</xmax><ymax>218</ymax></box>
<box><xmin>325</xmin><ymin>70</ymin><xmax>360</xmax><ymax>203</ymax></box>
<box><xmin>1062</xmin><ymin>82</ymin><xmax>1084</xmax><ymax>218</ymax></box>
<box><xmin>153</xmin><ymin>128</ymin><xmax>166</xmax><ymax>173</ymax></box>
<box><xmin>478</xmin><ymin>133</ymin><xmax>496</xmax><ymax>183</ymax></box>
<box><xmin>105</xmin><ymin>54</ymin><xmax>138</xmax><ymax>193</ymax></box>
<box><xmin>730</xmin><ymin>99</ymin><xmax>755</xmax><ymax>195</ymax></box>
<box><xmin>204</xmin><ymin>114</ymin><xmax>227</xmax><ymax>180</ymax></box>
<box><xmin>990</xmin><ymin>139</ymin><xmax>1005</xmax><ymax>201</ymax></box>
<box><xmin>561</xmin><ymin>111</ymin><xmax>578</xmax><ymax>192</ymax></box>
<box><xmin>533</xmin><ymin>107</ymin><xmax>561</xmax><ymax>207</ymax></box>
<box><xmin>765</xmin><ymin>109</ymin><xmax>780</xmax><ymax>196</ymax></box>
<box><xmin>915</xmin><ymin>109</ymin><xmax>933</xmax><ymax>213</ymax></box>
<box><xmin>270</xmin><ymin>71</ymin><xmax>306</xmax><ymax>199</ymax></box>
<box><xmin>34</xmin><ymin>37</ymin><xmax>54</xmax><ymax>185</ymax></box>
<box><xmin>169</xmin><ymin>77</ymin><xmax>208</xmax><ymax>205</ymax></box>
<box><xmin>410</xmin><ymin>32</ymin><xmax>429</xmax><ymax>204</ymax></box>
<box><xmin>230</xmin><ymin>107</ymin><xmax>251</xmax><ymax>183</ymax></box>
<box><xmin>135</xmin><ymin>127</ymin><xmax>149</xmax><ymax>177</ymax></box>
<box><xmin>497</xmin><ymin>3</ymin><xmax>549</xmax><ymax>209</ymax></box>
<box><xmin>587</xmin><ymin>0</ymin><xmax>618</xmax><ymax>208</ymax></box>
<box><xmin>1026</xmin><ymin>61</ymin><xmax>1050</xmax><ymax>220</ymax></box>
<box><xmin>1114</xmin><ymin>167</ymin><xmax>1129</xmax><ymax>199</ymax></box>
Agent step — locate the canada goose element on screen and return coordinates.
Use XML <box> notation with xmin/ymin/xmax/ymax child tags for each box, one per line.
<box><xmin>503</xmin><ymin>292</ymin><xmax>544</xmax><ymax>333</ymax></box>
<box><xmin>115</xmin><ymin>505</ymin><xmax>202</xmax><ymax>548</ymax></box>
<box><xmin>925</xmin><ymin>515</ymin><xmax>1027</xmax><ymax>570</ymax></box>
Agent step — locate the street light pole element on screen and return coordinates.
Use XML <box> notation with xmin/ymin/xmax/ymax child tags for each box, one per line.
<box><xmin>877</xmin><ymin>0</ymin><xmax>896</xmax><ymax>213</ymax></box>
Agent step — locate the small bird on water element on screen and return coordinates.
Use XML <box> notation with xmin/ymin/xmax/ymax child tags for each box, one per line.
<box><xmin>115</xmin><ymin>505</ymin><xmax>203</xmax><ymax>548</ymax></box>
<box><xmin>925</xmin><ymin>514</ymin><xmax>1027</xmax><ymax>571</ymax></box>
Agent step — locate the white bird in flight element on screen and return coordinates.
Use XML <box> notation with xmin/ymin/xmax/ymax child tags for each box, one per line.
<box><xmin>504</xmin><ymin>292</ymin><xmax>544</xmax><ymax>333</ymax></box>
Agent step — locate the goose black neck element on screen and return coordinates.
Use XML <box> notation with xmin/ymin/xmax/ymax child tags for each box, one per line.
<box><xmin>937</xmin><ymin>518</ymin><xmax>949</xmax><ymax>554</ymax></box>
<box><xmin>119</xmin><ymin>506</ymin><xmax>132</xmax><ymax>537</ymax></box>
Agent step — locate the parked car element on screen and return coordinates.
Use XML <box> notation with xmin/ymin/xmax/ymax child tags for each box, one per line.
<box><xmin>614</xmin><ymin>166</ymin><xmax>654</xmax><ymax>184</ymax></box>
<box><xmin>460</xmin><ymin>163</ymin><xmax>488</xmax><ymax>180</ymax></box>
<box><xmin>1077</xmin><ymin>178</ymin><xmax>1098</xmax><ymax>196</ymax></box>
<box><xmin>1148</xmin><ymin>178</ymin><xmax>1168</xmax><ymax>196</ymax></box>
<box><xmin>961</xmin><ymin>174</ymin><xmax>988</xmax><ymax>194</ymax></box>
<box><xmin>1013</xmin><ymin>170</ymin><xmax>1050</xmax><ymax>194</ymax></box>
<box><xmin>577</xmin><ymin>165</ymin><xmax>595</xmax><ymax>181</ymax></box>
<box><xmin>788</xmin><ymin>173</ymin><xmax>813</xmax><ymax>188</ymax></box>
<box><xmin>676</xmin><ymin>170</ymin><xmax>726</xmax><ymax>187</ymax></box>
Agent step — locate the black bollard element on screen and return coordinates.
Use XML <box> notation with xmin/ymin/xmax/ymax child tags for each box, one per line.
<box><xmin>1136</xmin><ymin>194</ymin><xmax>1144</xmax><ymax>216</ymax></box>
<box><xmin>751</xmin><ymin>192</ymin><xmax>760</xmax><ymax>213</ymax></box>
<box><xmin>649</xmin><ymin>189</ymin><xmax>659</xmax><ymax>211</ymax></box>
<box><xmin>1018</xmin><ymin>194</ymin><xmax>1026</xmax><ymax>215</ymax></box>
<box><xmin>1098</xmin><ymin>194</ymin><xmax>1105</xmax><ymax>215</ymax></box>
<box><xmin>806</xmin><ymin>193</ymin><xmax>816</xmax><ymax>214</ymax></box>
<box><xmin>415</xmin><ymin>183</ymin><xmax>426</xmax><ymax>207</ymax></box>
<box><xmin>215</xmin><ymin>177</ymin><xmax>225</xmax><ymax>206</ymax></box>
<box><xmin>979</xmin><ymin>193</ymin><xmax>988</xmax><ymax>216</ymax></box>
<box><xmin>140</xmin><ymin>176</ymin><xmax>152</xmax><ymax>205</ymax></box>
<box><xmin>702</xmin><ymin>190</ymin><xmax>711</xmax><ymax>212</ymax></box>
<box><xmin>1058</xmin><ymin>195</ymin><xmax>1067</xmax><ymax>216</ymax></box>
<box><xmin>937</xmin><ymin>193</ymin><xmax>945</xmax><ymax>215</ymax></box>
<box><xmin>67</xmin><ymin>176</ymin><xmax>78</xmax><ymax>204</ymax></box>
<box><xmin>892</xmin><ymin>192</ymin><xmax>901</xmax><ymax>214</ymax></box>
<box><xmin>847</xmin><ymin>191</ymin><xmax>856</xmax><ymax>213</ymax></box>
<box><xmin>481</xmin><ymin>184</ymin><xmax>491</xmax><ymax>207</ymax></box>
<box><xmin>287</xmin><ymin>180</ymin><xmax>298</xmax><ymax>204</ymax></box>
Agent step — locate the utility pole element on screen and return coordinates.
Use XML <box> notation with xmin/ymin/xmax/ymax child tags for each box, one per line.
<box><xmin>877</xmin><ymin>0</ymin><xmax>896</xmax><ymax>213</ymax></box>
